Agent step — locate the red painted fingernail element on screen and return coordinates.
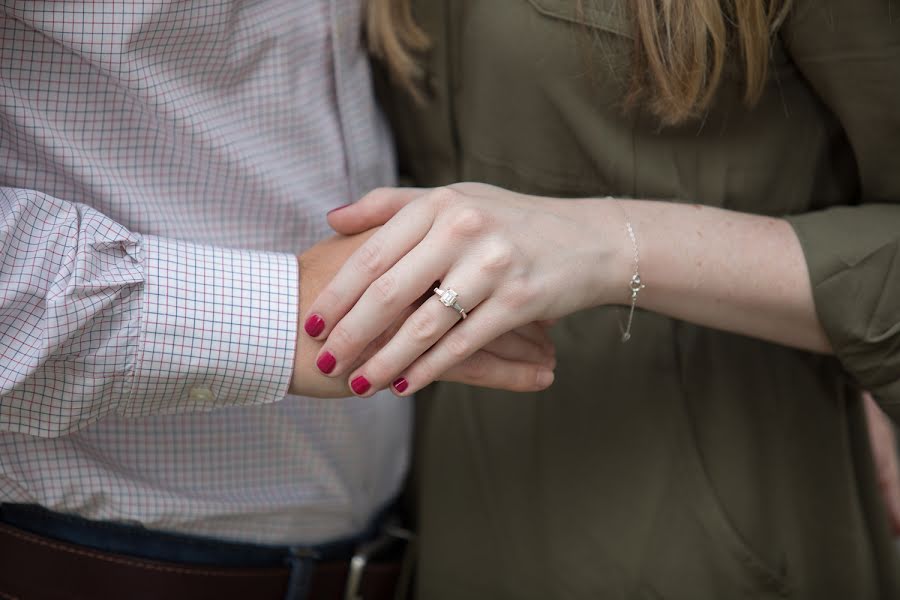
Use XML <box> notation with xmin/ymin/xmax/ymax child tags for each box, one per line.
<box><xmin>327</xmin><ymin>204</ymin><xmax>351</xmax><ymax>216</ymax></box>
<box><xmin>392</xmin><ymin>378</ymin><xmax>408</xmax><ymax>393</ymax></box>
<box><xmin>316</xmin><ymin>351</ymin><xmax>336</xmax><ymax>374</ymax></box>
<box><xmin>304</xmin><ymin>314</ymin><xmax>325</xmax><ymax>337</ymax></box>
<box><xmin>351</xmin><ymin>376</ymin><xmax>371</xmax><ymax>395</ymax></box>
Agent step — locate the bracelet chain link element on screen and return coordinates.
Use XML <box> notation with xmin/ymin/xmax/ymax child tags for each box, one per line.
<box><xmin>614</xmin><ymin>201</ymin><xmax>644</xmax><ymax>342</ymax></box>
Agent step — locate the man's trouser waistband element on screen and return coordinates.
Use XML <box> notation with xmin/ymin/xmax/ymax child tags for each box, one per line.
<box><xmin>0</xmin><ymin>504</ymin><xmax>412</xmax><ymax>600</ymax></box>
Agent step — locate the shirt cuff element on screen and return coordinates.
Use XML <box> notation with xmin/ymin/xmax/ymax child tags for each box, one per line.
<box><xmin>785</xmin><ymin>204</ymin><xmax>900</xmax><ymax>416</ymax></box>
<box><xmin>123</xmin><ymin>235</ymin><xmax>298</xmax><ymax>416</ymax></box>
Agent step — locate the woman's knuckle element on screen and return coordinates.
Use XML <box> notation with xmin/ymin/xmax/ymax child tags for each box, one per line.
<box><xmin>448</xmin><ymin>207</ymin><xmax>488</xmax><ymax>238</ymax></box>
<box><xmin>479</xmin><ymin>241</ymin><xmax>514</xmax><ymax>274</ymax></box>
<box><xmin>501</xmin><ymin>279</ymin><xmax>536</xmax><ymax>310</ymax></box>
<box><xmin>355</xmin><ymin>242</ymin><xmax>382</xmax><ymax>276</ymax></box>
<box><xmin>444</xmin><ymin>334</ymin><xmax>471</xmax><ymax>361</ymax></box>
<box><xmin>406</xmin><ymin>312</ymin><xmax>440</xmax><ymax>343</ymax></box>
<box><xmin>329</xmin><ymin>325</ymin><xmax>355</xmax><ymax>350</ymax></box>
<box><xmin>430</xmin><ymin>186</ymin><xmax>462</xmax><ymax>209</ymax></box>
<box><xmin>447</xmin><ymin>182</ymin><xmax>483</xmax><ymax>195</ymax></box>
<box><xmin>369</xmin><ymin>273</ymin><xmax>398</xmax><ymax>305</ymax></box>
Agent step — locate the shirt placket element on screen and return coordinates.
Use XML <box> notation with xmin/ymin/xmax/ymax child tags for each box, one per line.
<box><xmin>329</xmin><ymin>0</ymin><xmax>363</xmax><ymax>202</ymax></box>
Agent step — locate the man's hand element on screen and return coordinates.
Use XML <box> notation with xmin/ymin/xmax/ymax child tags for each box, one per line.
<box><xmin>290</xmin><ymin>231</ymin><xmax>556</xmax><ymax>398</ymax></box>
<box><xmin>290</xmin><ymin>231</ymin><xmax>378</xmax><ymax>397</ymax></box>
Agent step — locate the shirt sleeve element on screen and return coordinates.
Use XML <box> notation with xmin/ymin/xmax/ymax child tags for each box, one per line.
<box><xmin>0</xmin><ymin>188</ymin><xmax>298</xmax><ymax>437</ymax></box>
<box><xmin>781</xmin><ymin>0</ymin><xmax>900</xmax><ymax>421</ymax></box>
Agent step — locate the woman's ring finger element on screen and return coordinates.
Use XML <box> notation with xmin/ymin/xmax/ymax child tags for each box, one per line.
<box><xmin>433</xmin><ymin>287</ymin><xmax>468</xmax><ymax>320</ymax></box>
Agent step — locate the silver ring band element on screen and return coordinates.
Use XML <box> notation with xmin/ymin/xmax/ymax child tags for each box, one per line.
<box><xmin>433</xmin><ymin>287</ymin><xmax>467</xmax><ymax>319</ymax></box>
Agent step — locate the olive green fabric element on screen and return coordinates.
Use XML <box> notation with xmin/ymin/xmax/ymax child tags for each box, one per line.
<box><xmin>376</xmin><ymin>1</ymin><xmax>900</xmax><ymax>598</ymax></box>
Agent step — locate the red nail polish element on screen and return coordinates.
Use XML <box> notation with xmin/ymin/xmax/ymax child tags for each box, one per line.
<box><xmin>351</xmin><ymin>376</ymin><xmax>371</xmax><ymax>395</ymax></box>
<box><xmin>304</xmin><ymin>314</ymin><xmax>325</xmax><ymax>337</ymax></box>
<box><xmin>316</xmin><ymin>351</ymin><xmax>336</xmax><ymax>374</ymax></box>
<box><xmin>392</xmin><ymin>378</ymin><xmax>408</xmax><ymax>393</ymax></box>
<box><xmin>327</xmin><ymin>204</ymin><xmax>351</xmax><ymax>216</ymax></box>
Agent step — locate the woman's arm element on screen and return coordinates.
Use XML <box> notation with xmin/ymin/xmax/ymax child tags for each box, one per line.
<box><xmin>570</xmin><ymin>197</ymin><xmax>832</xmax><ymax>354</ymax></box>
<box><xmin>304</xmin><ymin>182</ymin><xmax>831</xmax><ymax>398</ymax></box>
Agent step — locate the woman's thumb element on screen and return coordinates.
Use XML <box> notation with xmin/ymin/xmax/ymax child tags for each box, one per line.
<box><xmin>327</xmin><ymin>187</ymin><xmax>426</xmax><ymax>235</ymax></box>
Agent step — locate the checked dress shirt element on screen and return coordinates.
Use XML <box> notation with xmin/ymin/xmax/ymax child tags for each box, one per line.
<box><xmin>0</xmin><ymin>0</ymin><xmax>410</xmax><ymax>545</ymax></box>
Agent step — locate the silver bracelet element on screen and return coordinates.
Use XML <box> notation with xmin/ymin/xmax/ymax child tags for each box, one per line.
<box><xmin>614</xmin><ymin>201</ymin><xmax>645</xmax><ymax>343</ymax></box>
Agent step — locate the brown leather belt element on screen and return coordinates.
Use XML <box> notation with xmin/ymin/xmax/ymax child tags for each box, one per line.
<box><xmin>0</xmin><ymin>522</ymin><xmax>408</xmax><ymax>600</ymax></box>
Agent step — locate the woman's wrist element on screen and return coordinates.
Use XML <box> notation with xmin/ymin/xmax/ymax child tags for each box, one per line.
<box><xmin>558</xmin><ymin>197</ymin><xmax>635</xmax><ymax>309</ymax></box>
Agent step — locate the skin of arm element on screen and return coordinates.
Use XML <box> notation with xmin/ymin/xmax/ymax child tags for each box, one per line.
<box><xmin>562</xmin><ymin>196</ymin><xmax>832</xmax><ymax>354</ymax></box>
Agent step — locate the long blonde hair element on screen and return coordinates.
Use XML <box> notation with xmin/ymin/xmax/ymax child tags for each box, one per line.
<box><xmin>366</xmin><ymin>0</ymin><xmax>793</xmax><ymax>124</ymax></box>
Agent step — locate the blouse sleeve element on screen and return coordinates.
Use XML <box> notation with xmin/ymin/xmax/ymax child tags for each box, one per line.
<box><xmin>781</xmin><ymin>0</ymin><xmax>900</xmax><ymax>420</ymax></box>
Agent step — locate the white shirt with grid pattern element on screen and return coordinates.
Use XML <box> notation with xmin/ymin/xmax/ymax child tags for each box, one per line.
<box><xmin>0</xmin><ymin>0</ymin><xmax>410</xmax><ymax>545</ymax></box>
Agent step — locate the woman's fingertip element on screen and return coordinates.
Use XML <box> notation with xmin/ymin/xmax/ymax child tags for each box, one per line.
<box><xmin>536</xmin><ymin>369</ymin><xmax>555</xmax><ymax>388</ymax></box>
<box><xmin>304</xmin><ymin>314</ymin><xmax>325</xmax><ymax>337</ymax></box>
<box><xmin>351</xmin><ymin>375</ymin><xmax>371</xmax><ymax>396</ymax></box>
<box><xmin>316</xmin><ymin>351</ymin><xmax>337</xmax><ymax>375</ymax></box>
<box><xmin>392</xmin><ymin>377</ymin><xmax>409</xmax><ymax>394</ymax></box>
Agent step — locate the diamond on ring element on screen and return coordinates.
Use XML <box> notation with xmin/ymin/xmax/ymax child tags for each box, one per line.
<box><xmin>438</xmin><ymin>289</ymin><xmax>458</xmax><ymax>307</ymax></box>
<box><xmin>433</xmin><ymin>287</ymin><xmax>467</xmax><ymax>319</ymax></box>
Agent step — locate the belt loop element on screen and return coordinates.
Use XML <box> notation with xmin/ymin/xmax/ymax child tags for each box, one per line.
<box><xmin>283</xmin><ymin>548</ymin><xmax>318</xmax><ymax>600</ymax></box>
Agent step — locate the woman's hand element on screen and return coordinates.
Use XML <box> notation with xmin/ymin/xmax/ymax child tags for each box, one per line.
<box><xmin>863</xmin><ymin>392</ymin><xmax>900</xmax><ymax>535</ymax></box>
<box><xmin>301</xmin><ymin>183</ymin><xmax>623</xmax><ymax>396</ymax></box>
<box><xmin>291</xmin><ymin>226</ymin><xmax>558</xmax><ymax>398</ymax></box>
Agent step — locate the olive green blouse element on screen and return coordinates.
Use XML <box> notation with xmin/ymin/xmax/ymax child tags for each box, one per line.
<box><xmin>377</xmin><ymin>1</ymin><xmax>900</xmax><ymax>598</ymax></box>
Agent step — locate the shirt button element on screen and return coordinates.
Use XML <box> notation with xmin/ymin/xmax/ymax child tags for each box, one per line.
<box><xmin>189</xmin><ymin>385</ymin><xmax>215</xmax><ymax>402</ymax></box>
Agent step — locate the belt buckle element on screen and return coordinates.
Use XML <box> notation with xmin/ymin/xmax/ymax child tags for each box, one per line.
<box><xmin>344</xmin><ymin>523</ymin><xmax>415</xmax><ymax>600</ymax></box>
